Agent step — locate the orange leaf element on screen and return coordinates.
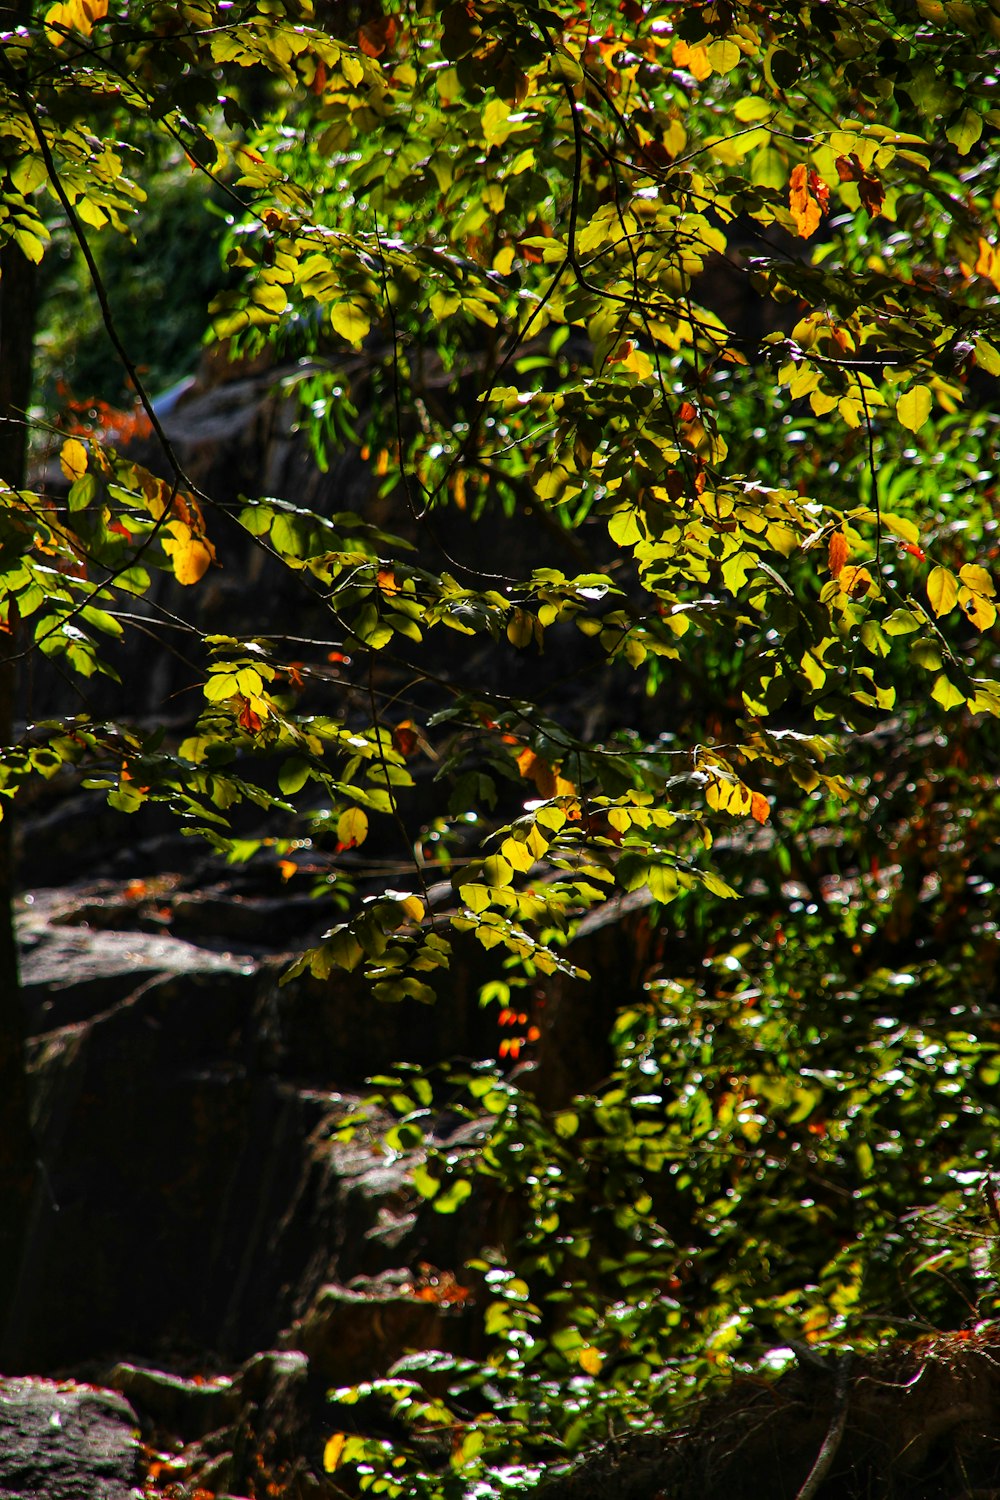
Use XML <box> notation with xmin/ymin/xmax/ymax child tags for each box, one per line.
<box><xmin>359</xmin><ymin>14</ymin><xmax>397</xmax><ymax>56</ymax></box>
<box><xmin>238</xmin><ymin>696</ymin><xmax>263</xmax><ymax>733</ymax></box>
<box><xmin>392</xmin><ymin>721</ymin><xmax>419</xmax><ymax>757</ymax></box>
<box><xmin>750</xmin><ymin>791</ymin><xmax>770</xmax><ymax>824</ymax></box>
<box><xmin>789</xmin><ymin>163</ymin><xmax>821</xmax><ymax>239</ymax></box>
<box><xmin>857</xmin><ymin>171</ymin><xmax>884</xmax><ymax>219</ymax></box>
<box><xmin>534</xmin><ymin>764</ymin><xmax>559</xmax><ymax>796</ymax></box>
<box><xmin>828</xmin><ymin>530</ymin><xmax>848</xmax><ymax>577</ymax></box>
<box><xmin>839</xmin><ymin>564</ymin><xmax>873</xmax><ymax>599</ymax></box>
<box><xmin>515</xmin><ymin>746</ymin><xmax>536</xmax><ymax>776</ymax></box>
<box><xmin>277</xmin><ymin>859</ymin><xmax>297</xmax><ymax>882</ymax></box>
<box><xmin>162</xmin><ymin>522</ymin><xmax>214</xmax><ymax>586</ymax></box>
<box><xmin>808</xmin><ymin>169</ymin><xmax>829</xmax><ymax>212</ymax></box>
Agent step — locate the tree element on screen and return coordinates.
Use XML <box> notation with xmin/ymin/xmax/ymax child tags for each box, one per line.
<box><xmin>3</xmin><ymin>0</ymin><xmax>1000</xmax><ymax>1484</ymax></box>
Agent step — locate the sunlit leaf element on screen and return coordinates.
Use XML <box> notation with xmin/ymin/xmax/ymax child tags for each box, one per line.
<box><xmin>337</xmin><ymin>806</ymin><xmax>369</xmax><ymax>848</ymax></box>
<box><xmin>927</xmin><ymin>565</ymin><xmax>958</xmax><ymax>616</ymax></box>
<box><xmin>896</xmin><ymin>385</ymin><xmax>933</xmax><ymax>432</ymax></box>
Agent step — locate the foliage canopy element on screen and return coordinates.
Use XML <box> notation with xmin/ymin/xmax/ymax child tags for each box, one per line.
<box><xmin>3</xmin><ymin>0</ymin><xmax>1000</xmax><ymax>1491</ymax></box>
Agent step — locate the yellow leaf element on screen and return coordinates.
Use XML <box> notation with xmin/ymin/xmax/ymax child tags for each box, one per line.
<box><xmin>204</xmin><ymin>671</ymin><xmax>239</xmax><ymax>702</ymax></box>
<box><xmin>975</xmin><ymin>337</ymin><xmax>1000</xmax><ymax>373</ymax></box>
<box><xmin>880</xmin><ymin>512</ymin><xmax>920</xmax><ymax>546</ymax></box>
<box><xmin>959</xmin><ymin>587</ymin><xmax>997</xmax><ymax>631</ymax></box>
<box><xmin>706</xmin><ymin>38</ymin><xmax>741</xmax><ymax>73</ymax></box>
<box><xmin>162</xmin><ymin>525</ymin><xmax>213</xmax><ymax>586</ymax></box>
<box><xmin>507</xmin><ymin>608</ymin><xmax>535</xmax><ymax>648</ymax></box>
<box><xmin>578</xmin><ymin>1346</ymin><xmax>603</xmax><ymax>1375</ymax></box>
<box><xmin>59</xmin><ymin>438</ymin><xmax>88</xmax><ymax>482</ymax></box>
<box><xmin>896</xmin><ymin>385</ymin><xmax>932</xmax><ymax>432</ymax></box>
<box><xmin>45</xmin><ymin>0</ymin><xmax>107</xmax><ymax>42</ymax></box>
<box><xmin>235</xmin><ymin>667</ymin><xmax>264</xmax><ymax>696</ymax></box>
<box><xmin>337</xmin><ymin>807</ymin><xmax>369</xmax><ymax>847</ymax></box>
<box><xmin>323</xmin><ymin>1433</ymin><xmax>348</xmax><ymax>1472</ymax></box>
<box><xmin>340</xmin><ymin>53</ymin><xmax>364</xmax><ymax>86</ymax></box>
<box><xmin>926</xmin><ymin>565</ymin><xmax>958</xmax><ymax>616</ymax></box>
<box><xmin>502</xmin><ymin>838</ymin><xmax>536</xmax><ymax>873</ymax></box>
<box><xmin>459</xmin><ymin>882</ymin><xmax>491</xmax><ymax>914</ymax></box>
<box><xmin>400</xmin><ymin>894</ymin><xmax>425</xmax><ymax>922</ymax></box>
<box><xmin>706</xmin><ymin>775</ymin><xmax>751</xmax><ymax>815</ymax></box>
<box><xmin>483</xmin><ymin>854</ymin><xmax>514</xmax><ymax>888</ymax></box>
<box><xmin>931</xmin><ymin>674</ymin><xmax>966</xmax><ymax>711</ymax></box>
<box><xmin>330</xmin><ymin>301</ymin><xmax>370</xmax><ymax>345</ymax></box>
<box><xmin>959</xmin><ymin>563</ymin><xmax>996</xmax><ymax>597</ymax></box>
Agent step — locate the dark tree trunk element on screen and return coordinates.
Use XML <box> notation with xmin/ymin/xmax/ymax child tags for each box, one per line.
<box><xmin>0</xmin><ymin>223</ymin><xmax>42</xmax><ymax>1365</ymax></box>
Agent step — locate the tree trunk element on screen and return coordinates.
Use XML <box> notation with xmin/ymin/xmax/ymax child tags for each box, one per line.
<box><xmin>0</xmin><ymin>223</ymin><xmax>42</xmax><ymax>1366</ymax></box>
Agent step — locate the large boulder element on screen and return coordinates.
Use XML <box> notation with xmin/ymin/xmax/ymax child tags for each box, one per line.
<box><xmin>0</xmin><ymin>1379</ymin><xmax>140</xmax><ymax>1500</ymax></box>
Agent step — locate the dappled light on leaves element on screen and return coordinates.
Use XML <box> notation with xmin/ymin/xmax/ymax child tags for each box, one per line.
<box><xmin>4</xmin><ymin>0</ymin><xmax>1000</xmax><ymax>1491</ymax></box>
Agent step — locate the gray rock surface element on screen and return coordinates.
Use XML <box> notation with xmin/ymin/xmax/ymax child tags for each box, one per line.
<box><xmin>0</xmin><ymin>1379</ymin><xmax>140</xmax><ymax>1499</ymax></box>
<box><xmin>17</xmin><ymin>888</ymin><xmax>257</xmax><ymax>1031</ymax></box>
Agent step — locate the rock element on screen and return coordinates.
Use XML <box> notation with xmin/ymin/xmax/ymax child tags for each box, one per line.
<box><xmin>282</xmin><ymin>1274</ymin><xmax>444</xmax><ymax>1386</ymax></box>
<box><xmin>17</xmin><ymin>889</ymin><xmax>258</xmax><ymax>1032</ymax></box>
<box><xmin>108</xmin><ymin>1364</ymin><xmax>240</xmax><ymax>1441</ymax></box>
<box><xmin>0</xmin><ymin>1378</ymin><xmax>140</xmax><ymax>1500</ymax></box>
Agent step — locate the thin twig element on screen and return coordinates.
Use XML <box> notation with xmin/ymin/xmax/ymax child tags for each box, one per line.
<box><xmin>795</xmin><ymin>1352</ymin><xmax>853</xmax><ymax>1500</ymax></box>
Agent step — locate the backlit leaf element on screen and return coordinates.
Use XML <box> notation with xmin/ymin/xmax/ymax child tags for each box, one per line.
<box><xmin>323</xmin><ymin>1434</ymin><xmax>348</xmax><ymax>1473</ymax></box>
<box><xmin>330</xmin><ymin>301</ymin><xmax>370</xmax><ymax>345</ymax></box>
<box><xmin>896</xmin><ymin>385</ymin><xmax>933</xmax><ymax>433</ymax></box>
<box><xmin>788</xmin><ymin>163</ymin><xmax>821</xmax><ymax>239</ymax></box>
<box><xmin>927</xmin><ymin>565</ymin><xmax>958</xmax><ymax>616</ymax></box>
<box><xmin>828</xmin><ymin>530</ymin><xmax>848</xmax><ymax>577</ymax></box>
<box><xmin>337</xmin><ymin>806</ymin><xmax>369</xmax><ymax>848</ymax></box>
<box><xmin>931</xmin><ymin>674</ymin><xmax>966</xmax><ymax>710</ymax></box>
<box><xmin>59</xmin><ymin>439</ymin><xmax>88</xmax><ymax>482</ymax></box>
<box><xmin>946</xmin><ymin>107</ymin><xmax>982</xmax><ymax>154</ymax></box>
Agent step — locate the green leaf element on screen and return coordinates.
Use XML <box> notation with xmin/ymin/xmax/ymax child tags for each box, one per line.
<box><xmin>946</xmin><ymin>107</ymin><xmax>982</xmax><ymax>155</ymax></box>
<box><xmin>67</xmin><ymin>474</ymin><xmax>97</xmax><ymax>512</ymax></box>
<box><xmin>278</xmin><ymin>758</ymin><xmax>312</xmax><ymax>795</ymax></box>
<box><xmin>434</xmin><ymin>1178</ymin><xmax>472</xmax><ymax>1214</ymax></box>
